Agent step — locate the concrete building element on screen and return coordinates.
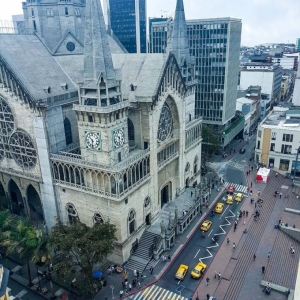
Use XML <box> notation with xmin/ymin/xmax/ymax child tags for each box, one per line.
<box><xmin>272</xmin><ymin>56</ymin><xmax>298</xmax><ymax>71</ymax></box>
<box><xmin>149</xmin><ymin>16</ymin><xmax>242</xmax><ymax>147</ymax></box>
<box><xmin>281</xmin><ymin>75</ymin><xmax>293</xmax><ymax>100</ymax></box>
<box><xmin>240</xmin><ymin>63</ymin><xmax>283</xmax><ymax>105</ymax></box>
<box><xmin>106</xmin><ymin>0</ymin><xmax>147</xmax><ymax>53</ymax></box>
<box><xmin>0</xmin><ymin>0</ymin><xmax>202</xmax><ymax>263</ymax></box>
<box><xmin>255</xmin><ymin>107</ymin><xmax>300</xmax><ymax>174</ymax></box>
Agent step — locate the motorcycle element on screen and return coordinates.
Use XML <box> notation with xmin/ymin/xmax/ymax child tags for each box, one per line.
<box><xmin>212</xmin><ymin>235</ymin><xmax>219</xmax><ymax>243</ymax></box>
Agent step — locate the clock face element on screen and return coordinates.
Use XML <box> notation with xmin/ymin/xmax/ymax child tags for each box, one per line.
<box><xmin>85</xmin><ymin>131</ymin><xmax>101</xmax><ymax>150</ymax></box>
<box><xmin>113</xmin><ymin>127</ymin><xmax>125</xmax><ymax>149</ymax></box>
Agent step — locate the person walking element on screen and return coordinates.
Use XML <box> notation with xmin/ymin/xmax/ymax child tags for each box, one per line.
<box><xmin>234</xmin><ymin>224</ymin><xmax>237</xmax><ymax>232</ymax></box>
<box><xmin>218</xmin><ymin>272</ymin><xmax>221</xmax><ymax>280</ymax></box>
<box><xmin>133</xmin><ymin>269</ymin><xmax>137</xmax><ymax>277</ymax></box>
<box><xmin>246</xmin><ymin>211</ymin><xmax>249</xmax><ymax>217</ymax></box>
<box><xmin>205</xmin><ymin>277</ymin><xmax>210</xmax><ymax>286</ymax></box>
<box><xmin>250</xmin><ymin>181</ymin><xmax>253</xmax><ymax>188</ymax></box>
<box><xmin>129</xmin><ymin>283</ymin><xmax>132</xmax><ymax>292</ymax></box>
<box><xmin>276</xmin><ymin>172</ymin><xmax>278</xmax><ymax>177</ymax></box>
<box><xmin>120</xmin><ymin>290</ymin><xmax>124</xmax><ymax>299</ymax></box>
<box><xmin>206</xmin><ymin>294</ymin><xmax>210</xmax><ymax>300</ymax></box>
<box><xmin>243</xmin><ymin>218</ymin><xmax>246</xmax><ymax>225</ymax></box>
<box><xmin>262</xmin><ymin>266</ymin><xmax>265</xmax><ymax>274</ymax></box>
<box><xmin>279</xmin><ymin>192</ymin><xmax>282</xmax><ymax>199</ymax></box>
<box><xmin>268</xmin><ymin>252</ymin><xmax>270</xmax><ymax>260</ymax></box>
<box><xmin>258</xmin><ymin>190</ymin><xmax>261</xmax><ymax>196</ymax></box>
<box><xmin>227</xmin><ymin>238</ymin><xmax>230</xmax><ymax>245</ymax></box>
<box><xmin>253</xmin><ymin>253</ymin><xmax>256</xmax><ymax>261</ymax></box>
<box><xmin>149</xmin><ymin>267</ymin><xmax>153</xmax><ymax>275</ymax></box>
<box><xmin>233</xmin><ymin>243</ymin><xmax>236</xmax><ymax>249</ymax></box>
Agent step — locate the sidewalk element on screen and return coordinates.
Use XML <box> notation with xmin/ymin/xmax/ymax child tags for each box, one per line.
<box><xmin>193</xmin><ymin>167</ymin><xmax>298</xmax><ymax>300</ymax></box>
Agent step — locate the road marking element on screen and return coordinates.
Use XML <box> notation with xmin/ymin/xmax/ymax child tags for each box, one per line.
<box><xmin>220</xmin><ymin>205</ymin><xmax>229</xmax><ymax>218</ymax></box>
<box><xmin>199</xmin><ymin>249</ymin><xmax>213</xmax><ymax>261</ymax></box>
<box><xmin>215</xmin><ymin>210</ymin><xmax>235</xmax><ymax>235</ymax></box>
<box><xmin>207</xmin><ymin>242</ymin><xmax>219</xmax><ymax>249</ymax></box>
<box><xmin>194</xmin><ymin>249</ymin><xmax>200</xmax><ymax>258</ymax></box>
<box><xmin>208</xmin><ymin>229</ymin><xmax>213</xmax><ymax>237</ymax></box>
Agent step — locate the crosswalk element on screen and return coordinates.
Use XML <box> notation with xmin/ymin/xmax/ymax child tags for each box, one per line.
<box><xmin>131</xmin><ymin>284</ymin><xmax>188</xmax><ymax>300</ymax></box>
<box><xmin>14</xmin><ymin>289</ymin><xmax>28</xmax><ymax>298</ymax></box>
<box><xmin>224</xmin><ymin>182</ymin><xmax>248</xmax><ymax>194</ymax></box>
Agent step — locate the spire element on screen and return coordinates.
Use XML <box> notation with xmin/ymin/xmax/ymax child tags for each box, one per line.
<box><xmin>84</xmin><ymin>0</ymin><xmax>115</xmax><ymax>82</ymax></box>
<box><xmin>171</xmin><ymin>0</ymin><xmax>191</xmax><ymax>66</ymax></box>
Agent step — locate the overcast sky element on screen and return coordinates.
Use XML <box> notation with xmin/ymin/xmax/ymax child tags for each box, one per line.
<box><xmin>0</xmin><ymin>0</ymin><xmax>299</xmax><ymax>46</ymax></box>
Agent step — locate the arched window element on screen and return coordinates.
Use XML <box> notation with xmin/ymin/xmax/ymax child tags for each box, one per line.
<box><xmin>93</xmin><ymin>212</ymin><xmax>104</xmax><ymax>224</ymax></box>
<box><xmin>194</xmin><ymin>156</ymin><xmax>198</xmax><ymax>174</ymax></box>
<box><xmin>144</xmin><ymin>196</ymin><xmax>151</xmax><ymax>208</ymax></box>
<box><xmin>64</xmin><ymin>118</ymin><xmax>73</xmax><ymax>145</ymax></box>
<box><xmin>185</xmin><ymin>162</ymin><xmax>190</xmax><ymax>173</ymax></box>
<box><xmin>66</xmin><ymin>202</ymin><xmax>78</xmax><ymax>224</ymax></box>
<box><xmin>128</xmin><ymin>209</ymin><xmax>135</xmax><ymax>235</ymax></box>
<box><xmin>127</xmin><ymin>118</ymin><xmax>135</xmax><ymax>145</ymax></box>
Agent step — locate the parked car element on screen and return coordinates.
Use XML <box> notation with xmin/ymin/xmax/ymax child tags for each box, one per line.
<box><xmin>175</xmin><ymin>264</ymin><xmax>189</xmax><ymax>280</ymax></box>
<box><xmin>234</xmin><ymin>193</ymin><xmax>244</xmax><ymax>202</ymax></box>
<box><xmin>239</xmin><ymin>148</ymin><xmax>246</xmax><ymax>154</ymax></box>
<box><xmin>200</xmin><ymin>220</ymin><xmax>212</xmax><ymax>231</ymax></box>
<box><xmin>191</xmin><ymin>262</ymin><xmax>207</xmax><ymax>279</ymax></box>
<box><xmin>214</xmin><ymin>203</ymin><xmax>224</xmax><ymax>213</ymax></box>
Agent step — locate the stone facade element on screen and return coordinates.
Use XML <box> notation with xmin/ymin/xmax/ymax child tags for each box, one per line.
<box><xmin>0</xmin><ymin>0</ymin><xmax>202</xmax><ymax>263</ymax></box>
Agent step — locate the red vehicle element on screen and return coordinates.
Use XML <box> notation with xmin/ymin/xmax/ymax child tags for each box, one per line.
<box><xmin>227</xmin><ymin>185</ymin><xmax>235</xmax><ymax>194</ymax></box>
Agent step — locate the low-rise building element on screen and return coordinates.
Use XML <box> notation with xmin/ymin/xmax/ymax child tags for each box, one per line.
<box><xmin>255</xmin><ymin>107</ymin><xmax>300</xmax><ymax>174</ymax></box>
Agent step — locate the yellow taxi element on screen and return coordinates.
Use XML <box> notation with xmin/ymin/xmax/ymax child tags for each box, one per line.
<box><xmin>191</xmin><ymin>262</ymin><xmax>207</xmax><ymax>279</ymax></box>
<box><xmin>214</xmin><ymin>203</ymin><xmax>224</xmax><ymax>214</ymax></box>
<box><xmin>226</xmin><ymin>195</ymin><xmax>234</xmax><ymax>205</ymax></box>
<box><xmin>200</xmin><ymin>220</ymin><xmax>212</xmax><ymax>232</ymax></box>
<box><xmin>234</xmin><ymin>193</ymin><xmax>244</xmax><ymax>202</ymax></box>
<box><xmin>175</xmin><ymin>264</ymin><xmax>189</xmax><ymax>280</ymax></box>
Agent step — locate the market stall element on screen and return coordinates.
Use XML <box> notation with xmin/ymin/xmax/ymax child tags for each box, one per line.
<box><xmin>256</xmin><ymin>167</ymin><xmax>270</xmax><ymax>183</ymax></box>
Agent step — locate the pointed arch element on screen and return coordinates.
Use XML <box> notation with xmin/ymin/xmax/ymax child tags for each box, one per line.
<box><xmin>64</xmin><ymin>117</ymin><xmax>73</xmax><ymax>145</ymax></box>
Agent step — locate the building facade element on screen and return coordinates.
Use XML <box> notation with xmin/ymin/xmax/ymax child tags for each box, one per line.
<box><xmin>240</xmin><ymin>63</ymin><xmax>283</xmax><ymax>105</ymax></box>
<box><xmin>107</xmin><ymin>0</ymin><xmax>147</xmax><ymax>53</ymax></box>
<box><xmin>149</xmin><ymin>17</ymin><xmax>241</xmax><ymax>125</ymax></box>
<box><xmin>255</xmin><ymin>107</ymin><xmax>300</xmax><ymax>174</ymax></box>
<box><xmin>0</xmin><ymin>0</ymin><xmax>202</xmax><ymax>263</ymax></box>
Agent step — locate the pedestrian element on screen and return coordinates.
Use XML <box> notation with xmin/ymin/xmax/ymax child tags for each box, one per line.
<box><xmin>276</xmin><ymin>172</ymin><xmax>278</xmax><ymax>177</ymax></box>
<box><xmin>233</xmin><ymin>243</ymin><xmax>236</xmax><ymax>249</ymax></box>
<box><xmin>262</xmin><ymin>266</ymin><xmax>265</xmax><ymax>273</ymax></box>
<box><xmin>243</xmin><ymin>218</ymin><xmax>246</xmax><ymax>225</ymax></box>
<box><xmin>250</xmin><ymin>198</ymin><xmax>254</xmax><ymax>204</ymax></box>
<box><xmin>122</xmin><ymin>281</ymin><xmax>126</xmax><ymax>289</ymax></box>
<box><xmin>250</xmin><ymin>190</ymin><xmax>253</xmax><ymax>196</ymax></box>
<box><xmin>253</xmin><ymin>253</ymin><xmax>256</xmax><ymax>261</ymax></box>
<box><xmin>149</xmin><ymin>267</ymin><xmax>153</xmax><ymax>275</ymax></box>
<box><xmin>129</xmin><ymin>283</ymin><xmax>132</xmax><ymax>292</ymax></box>
<box><xmin>255</xmin><ymin>202</ymin><xmax>257</xmax><ymax>208</ymax></box>
<box><xmin>258</xmin><ymin>190</ymin><xmax>260</xmax><ymax>196</ymax></box>
<box><xmin>268</xmin><ymin>252</ymin><xmax>270</xmax><ymax>260</ymax></box>
<box><xmin>200</xmin><ymin>210</ymin><xmax>202</xmax><ymax>216</ymax></box>
<box><xmin>234</xmin><ymin>225</ymin><xmax>236</xmax><ymax>232</ymax></box>
<box><xmin>218</xmin><ymin>272</ymin><xmax>221</xmax><ymax>280</ymax></box>
<box><xmin>205</xmin><ymin>201</ymin><xmax>209</xmax><ymax>208</ymax></box>
<box><xmin>133</xmin><ymin>269</ymin><xmax>137</xmax><ymax>277</ymax></box>
<box><xmin>205</xmin><ymin>277</ymin><xmax>210</xmax><ymax>286</ymax></box>
<box><xmin>251</xmin><ymin>166</ymin><xmax>254</xmax><ymax>171</ymax></box>
<box><xmin>227</xmin><ymin>238</ymin><xmax>230</xmax><ymax>245</ymax></box>
<box><xmin>141</xmin><ymin>274</ymin><xmax>145</xmax><ymax>283</ymax></box>
<box><xmin>137</xmin><ymin>280</ymin><xmax>141</xmax><ymax>288</ymax></box>
<box><xmin>251</xmin><ymin>181</ymin><xmax>253</xmax><ymax>188</ymax></box>
<box><xmin>246</xmin><ymin>211</ymin><xmax>248</xmax><ymax>217</ymax></box>
<box><xmin>279</xmin><ymin>192</ymin><xmax>282</xmax><ymax>199</ymax></box>
<box><xmin>278</xmin><ymin>219</ymin><xmax>281</xmax><ymax>225</ymax></box>
<box><xmin>206</xmin><ymin>294</ymin><xmax>210</xmax><ymax>300</ymax></box>
<box><xmin>137</xmin><ymin>270</ymin><xmax>140</xmax><ymax>278</ymax></box>
<box><xmin>168</xmin><ymin>255</ymin><xmax>171</xmax><ymax>261</ymax></box>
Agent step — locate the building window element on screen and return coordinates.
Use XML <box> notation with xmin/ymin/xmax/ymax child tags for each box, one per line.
<box><xmin>93</xmin><ymin>212</ymin><xmax>104</xmax><ymax>224</ymax></box>
<box><xmin>257</xmin><ymin>140</ymin><xmax>260</xmax><ymax>150</ymax></box>
<box><xmin>282</xmin><ymin>134</ymin><xmax>293</xmax><ymax>142</ymax></box>
<box><xmin>33</xmin><ymin>20</ymin><xmax>37</xmax><ymax>31</ymax></box>
<box><xmin>144</xmin><ymin>197</ymin><xmax>150</xmax><ymax>208</ymax></box>
<box><xmin>279</xmin><ymin>159</ymin><xmax>290</xmax><ymax>171</ymax></box>
<box><xmin>75</xmin><ymin>8</ymin><xmax>81</xmax><ymax>17</ymax></box>
<box><xmin>281</xmin><ymin>144</ymin><xmax>292</xmax><ymax>154</ymax></box>
<box><xmin>271</xmin><ymin>132</ymin><xmax>276</xmax><ymax>140</ymax></box>
<box><xmin>31</xmin><ymin>9</ymin><xmax>35</xmax><ymax>17</ymax></box>
<box><xmin>66</xmin><ymin>203</ymin><xmax>78</xmax><ymax>224</ymax></box>
<box><xmin>125</xmin><ymin>198</ymin><xmax>128</xmax><ymax>205</ymax></box>
<box><xmin>258</xmin><ymin>130</ymin><xmax>262</xmax><ymax>138</ymax></box>
<box><xmin>127</xmin><ymin>118</ymin><xmax>135</xmax><ymax>145</ymax></box>
<box><xmin>118</xmin><ymin>152</ymin><xmax>121</xmax><ymax>162</ymax></box>
<box><xmin>128</xmin><ymin>209</ymin><xmax>135</xmax><ymax>235</ymax></box>
<box><xmin>194</xmin><ymin>156</ymin><xmax>198</xmax><ymax>174</ymax></box>
<box><xmin>185</xmin><ymin>162</ymin><xmax>190</xmax><ymax>172</ymax></box>
<box><xmin>47</xmin><ymin>8</ymin><xmax>53</xmax><ymax>17</ymax></box>
<box><xmin>88</xmin><ymin>115</ymin><xmax>94</xmax><ymax>123</ymax></box>
<box><xmin>270</xmin><ymin>143</ymin><xmax>275</xmax><ymax>151</ymax></box>
<box><xmin>65</xmin><ymin>7</ymin><xmax>69</xmax><ymax>16</ymax></box>
<box><xmin>63</xmin><ymin>118</ymin><xmax>73</xmax><ymax>145</ymax></box>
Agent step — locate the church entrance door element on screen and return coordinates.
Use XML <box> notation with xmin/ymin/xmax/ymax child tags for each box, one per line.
<box><xmin>145</xmin><ymin>213</ymin><xmax>151</xmax><ymax>225</ymax></box>
<box><xmin>161</xmin><ymin>183</ymin><xmax>171</xmax><ymax>208</ymax></box>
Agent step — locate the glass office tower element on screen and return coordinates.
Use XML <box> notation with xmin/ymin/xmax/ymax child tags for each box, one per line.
<box><xmin>150</xmin><ymin>17</ymin><xmax>242</xmax><ymax>126</ymax></box>
<box><xmin>109</xmin><ymin>0</ymin><xmax>147</xmax><ymax>53</ymax></box>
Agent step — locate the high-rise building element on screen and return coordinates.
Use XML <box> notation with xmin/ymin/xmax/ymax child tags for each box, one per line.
<box><xmin>296</xmin><ymin>38</ymin><xmax>300</xmax><ymax>51</ymax></box>
<box><xmin>107</xmin><ymin>0</ymin><xmax>147</xmax><ymax>53</ymax></box>
<box><xmin>150</xmin><ymin>17</ymin><xmax>242</xmax><ymax>127</ymax></box>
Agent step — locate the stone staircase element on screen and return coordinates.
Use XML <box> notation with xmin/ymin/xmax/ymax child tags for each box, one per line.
<box><xmin>126</xmin><ymin>231</ymin><xmax>161</xmax><ymax>273</ymax></box>
<box><xmin>223</xmin><ymin>172</ymin><xmax>284</xmax><ymax>300</ymax></box>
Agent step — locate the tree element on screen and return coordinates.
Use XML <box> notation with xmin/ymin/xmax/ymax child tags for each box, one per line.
<box><xmin>50</xmin><ymin>219</ymin><xmax>117</xmax><ymax>296</ymax></box>
<box><xmin>202</xmin><ymin>125</ymin><xmax>222</xmax><ymax>161</ymax></box>
<box><xmin>1</xmin><ymin>219</ymin><xmax>47</xmax><ymax>286</ymax></box>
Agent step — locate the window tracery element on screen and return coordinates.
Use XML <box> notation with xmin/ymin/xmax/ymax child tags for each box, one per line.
<box><xmin>93</xmin><ymin>212</ymin><xmax>104</xmax><ymax>224</ymax></box>
<box><xmin>66</xmin><ymin>202</ymin><xmax>78</xmax><ymax>224</ymax></box>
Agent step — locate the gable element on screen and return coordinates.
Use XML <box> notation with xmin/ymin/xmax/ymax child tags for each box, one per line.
<box><xmin>53</xmin><ymin>31</ymin><xmax>84</xmax><ymax>56</ymax></box>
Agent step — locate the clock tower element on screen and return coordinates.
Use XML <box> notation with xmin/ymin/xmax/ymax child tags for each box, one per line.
<box><xmin>74</xmin><ymin>0</ymin><xmax>129</xmax><ymax>166</ymax></box>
